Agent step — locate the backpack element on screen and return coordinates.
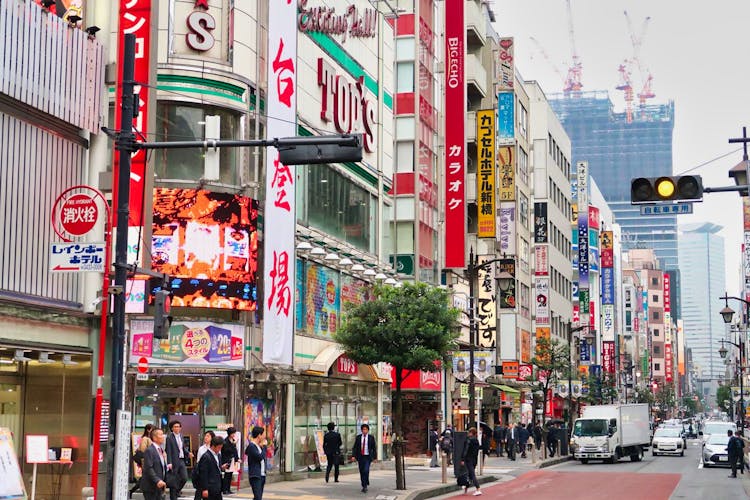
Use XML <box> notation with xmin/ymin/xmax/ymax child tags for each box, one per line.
<box><xmin>191</xmin><ymin>459</ymin><xmax>201</xmax><ymax>489</ymax></box>
<box><xmin>441</xmin><ymin>434</ymin><xmax>452</xmax><ymax>452</ymax></box>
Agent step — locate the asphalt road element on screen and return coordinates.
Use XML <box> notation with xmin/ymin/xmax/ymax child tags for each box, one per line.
<box><xmin>437</xmin><ymin>439</ymin><xmax>749</xmax><ymax>499</ymax></box>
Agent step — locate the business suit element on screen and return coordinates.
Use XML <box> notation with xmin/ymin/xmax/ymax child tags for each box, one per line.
<box><xmin>505</xmin><ymin>426</ymin><xmax>517</xmax><ymax>460</ymax></box>
<box><xmin>142</xmin><ymin>444</ymin><xmax>168</xmax><ymax>500</ymax></box>
<box><xmin>165</xmin><ymin>432</ymin><xmax>188</xmax><ymax>500</ymax></box>
<box><xmin>196</xmin><ymin>450</ymin><xmax>223</xmax><ymax>500</ymax></box>
<box><xmin>352</xmin><ymin>433</ymin><xmax>376</xmax><ymax>491</ymax></box>
<box><xmin>323</xmin><ymin>430</ymin><xmax>343</xmax><ymax>481</ymax></box>
<box><xmin>245</xmin><ymin>442</ymin><xmax>267</xmax><ymax>500</ymax></box>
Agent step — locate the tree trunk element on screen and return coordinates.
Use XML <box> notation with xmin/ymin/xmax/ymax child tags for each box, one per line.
<box><xmin>394</xmin><ymin>368</ymin><xmax>406</xmax><ymax>490</ymax></box>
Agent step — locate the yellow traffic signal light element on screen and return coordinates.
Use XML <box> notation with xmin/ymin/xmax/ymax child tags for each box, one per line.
<box><xmin>630</xmin><ymin>175</ymin><xmax>703</xmax><ymax>204</ymax></box>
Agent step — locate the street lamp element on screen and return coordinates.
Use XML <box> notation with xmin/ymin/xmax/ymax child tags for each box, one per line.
<box><xmin>718</xmin><ymin>293</ymin><xmax>749</xmax><ymax>429</ymax></box>
<box><xmin>466</xmin><ymin>248</ymin><xmax>512</xmax><ymax>428</ymax></box>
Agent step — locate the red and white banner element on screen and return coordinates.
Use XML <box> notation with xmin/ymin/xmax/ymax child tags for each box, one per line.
<box><xmin>115</xmin><ymin>0</ymin><xmax>152</xmax><ymax>228</ymax></box>
<box><xmin>665</xmin><ymin>344</ymin><xmax>673</xmax><ymax>383</ymax></box>
<box><xmin>602</xmin><ymin>341</ymin><xmax>615</xmax><ymax>374</ymax></box>
<box><xmin>663</xmin><ymin>273</ymin><xmax>671</xmax><ymax>312</ymax></box>
<box><xmin>263</xmin><ymin>0</ymin><xmax>297</xmax><ymax>365</ymax></box>
<box><xmin>444</xmin><ymin>0</ymin><xmax>465</xmax><ymax>268</ymax></box>
<box><xmin>534</xmin><ymin>245</ymin><xmax>549</xmax><ymax>276</ymax></box>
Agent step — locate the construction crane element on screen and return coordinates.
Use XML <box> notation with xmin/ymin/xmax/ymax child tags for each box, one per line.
<box><xmin>564</xmin><ymin>0</ymin><xmax>583</xmax><ymax>92</ymax></box>
<box><xmin>616</xmin><ymin>62</ymin><xmax>634</xmax><ymax>123</ymax></box>
<box><xmin>622</xmin><ymin>10</ymin><xmax>655</xmax><ymax>116</ymax></box>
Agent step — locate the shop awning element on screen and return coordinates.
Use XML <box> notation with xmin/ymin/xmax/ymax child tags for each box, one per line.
<box><xmin>303</xmin><ymin>344</ymin><xmax>345</xmax><ymax>376</ymax></box>
<box><xmin>491</xmin><ymin>384</ymin><xmax>520</xmax><ymax>394</ymax></box>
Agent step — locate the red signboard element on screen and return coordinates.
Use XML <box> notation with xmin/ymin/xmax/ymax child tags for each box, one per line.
<box><xmin>517</xmin><ymin>363</ymin><xmax>532</xmax><ymax>381</ymax></box>
<box><xmin>337</xmin><ymin>355</ymin><xmax>358</xmax><ymax>376</ymax></box>
<box><xmin>588</xmin><ymin>206</ymin><xmax>600</xmax><ymax>229</ymax></box>
<box><xmin>115</xmin><ymin>0</ymin><xmax>152</xmax><ymax>228</ymax></box>
<box><xmin>443</xmin><ymin>0</ymin><xmax>465</xmax><ymax>268</ymax></box>
<box><xmin>502</xmin><ymin>361</ymin><xmax>519</xmax><ymax>379</ymax></box>
<box><xmin>665</xmin><ymin>344</ymin><xmax>673</xmax><ymax>382</ymax></box>
<box><xmin>602</xmin><ymin>341</ymin><xmax>615</xmax><ymax>374</ymax></box>
<box><xmin>391</xmin><ymin>364</ymin><xmax>441</xmax><ymax>391</ymax></box>
<box><xmin>663</xmin><ymin>273</ymin><xmax>670</xmax><ymax>312</ymax></box>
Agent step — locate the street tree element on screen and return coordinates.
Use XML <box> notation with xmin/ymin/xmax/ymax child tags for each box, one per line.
<box><xmin>717</xmin><ymin>385</ymin><xmax>733</xmax><ymax>415</ymax></box>
<box><xmin>333</xmin><ymin>282</ymin><xmax>459</xmax><ymax>490</ymax></box>
<box><xmin>634</xmin><ymin>386</ymin><xmax>655</xmax><ymax>405</ymax></box>
<box><xmin>531</xmin><ymin>335</ymin><xmax>570</xmax><ymax>457</ymax></box>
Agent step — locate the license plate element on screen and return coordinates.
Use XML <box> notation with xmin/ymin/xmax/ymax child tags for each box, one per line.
<box><xmin>719</xmin><ymin>456</ymin><xmax>728</xmax><ymax>461</ymax></box>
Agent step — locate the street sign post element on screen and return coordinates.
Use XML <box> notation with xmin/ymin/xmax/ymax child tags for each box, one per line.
<box><xmin>49</xmin><ymin>242</ymin><xmax>106</xmax><ymax>272</ymax></box>
<box><xmin>639</xmin><ymin>203</ymin><xmax>693</xmax><ymax>216</ymax></box>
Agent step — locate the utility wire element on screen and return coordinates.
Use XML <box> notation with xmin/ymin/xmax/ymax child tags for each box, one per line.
<box><xmin>674</xmin><ymin>148</ymin><xmax>742</xmax><ymax>176</ymax></box>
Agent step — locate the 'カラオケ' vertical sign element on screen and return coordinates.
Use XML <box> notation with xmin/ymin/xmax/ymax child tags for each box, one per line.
<box><xmin>263</xmin><ymin>0</ymin><xmax>297</xmax><ymax>365</ymax></box>
<box><xmin>444</xmin><ymin>0</ymin><xmax>465</xmax><ymax>268</ymax></box>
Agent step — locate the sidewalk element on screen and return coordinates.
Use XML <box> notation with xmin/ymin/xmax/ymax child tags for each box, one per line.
<box><xmin>139</xmin><ymin>452</ymin><xmax>569</xmax><ymax>500</ymax></box>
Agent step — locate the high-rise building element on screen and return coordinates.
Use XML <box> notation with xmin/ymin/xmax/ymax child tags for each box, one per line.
<box><xmin>678</xmin><ymin>223</ymin><xmax>727</xmax><ymax>402</ymax></box>
<box><xmin>549</xmin><ymin>91</ymin><xmax>678</xmax><ymax>270</ymax></box>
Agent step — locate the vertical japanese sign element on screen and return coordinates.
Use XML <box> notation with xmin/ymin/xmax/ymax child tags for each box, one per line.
<box><xmin>534</xmin><ymin>202</ymin><xmax>548</xmax><ymax>243</ymax></box>
<box><xmin>602</xmin><ymin>341</ymin><xmax>615</xmax><ymax>374</ymax></box>
<box><xmin>496</xmin><ymin>37</ymin><xmax>514</xmax><ymax>91</ymax></box>
<box><xmin>600</xmin><ymin>230</ymin><xmax>613</xmax><ymax>268</ymax></box>
<box><xmin>497</xmin><ymin>258</ymin><xmax>516</xmax><ymax>309</ymax></box>
<box><xmin>677</xmin><ymin>319</ymin><xmax>685</xmax><ymax>376</ymax></box>
<box><xmin>663</xmin><ymin>272</ymin><xmax>671</xmax><ymax>344</ymax></box>
<box><xmin>534</xmin><ymin>278</ymin><xmax>549</xmax><ymax>325</ymax></box>
<box><xmin>576</xmin><ymin>162</ymin><xmax>589</xmax><ymax>326</ymax></box>
<box><xmin>744</xmin><ymin>198</ymin><xmax>750</xmax><ymax>301</ymax></box>
<box><xmin>498</xmin><ymin>202</ymin><xmax>516</xmax><ymax>254</ymax></box>
<box><xmin>476</xmin><ymin>110</ymin><xmax>495</xmax><ymax>238</ymax></box>
<box><xmin>665</xmin><ymin>344</ymin><xmax>673</xmax><ymax>383</ymax></box>
<box><xmin>116</xmin><ymin>0</ymin><xmax>152</xmax><ymax>228</ymax></box>
<box><xmin>498</xmin><ymin>145</ymin><xmax>515</xmax><ymax>201</ymax></box>
<box><xmin>497</xmin><ymin>91</ymin><xmax>514</xmax><ymax>143</ymax></box>
<box><xmin>444</xmin><ymin>0</ymin><xmax>465</xmax><ymax>268</ymax></box>
<box><xmin>263</xmin><ymin>0</ymin><xmax>297</xmax><ymax>365</ymax></box>
<box><xmin>477</xmin><ymin>256</ymin><xmax>497</xmax><ymax>348</ymax></box>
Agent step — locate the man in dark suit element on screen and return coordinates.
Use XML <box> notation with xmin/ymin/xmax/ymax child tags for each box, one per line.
<box><xmin>196</xmin><ymin>435</ymin><xmax>225</xmax><ymax>500</ymax></box>
<box><xmin>352</xmin><ymin>423</ymin><xmax>377</xmax><ymax>493</ymax></box>
<box><xmin>142</xmin><ymin>428</ymin><xmax>168</xmax><ymax>500</ymax></box>
<box><xmin>323</xmin><ymin>422</ymin><xmax>343</xmax><ymax>482</ymax></box>
<box><xmin>165</xmin><ymin>420</ymin><xmax>190</xmax><ymax>500</ymax></box>
<box><xmin>505</xmin><ymin>422</ymin><xmax>517</xmax><ymax>460</ymax></box>
<box><xmin>493</xmin><ymin>423</ymin><xmax>506</xmax><ymax>457</ymax></box>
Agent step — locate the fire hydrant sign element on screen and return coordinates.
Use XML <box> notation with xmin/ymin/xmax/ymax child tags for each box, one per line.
<box><xmin>50</xmin><ymin>242</ymin><xmax>106</xmax><ymax>272</ymax></box>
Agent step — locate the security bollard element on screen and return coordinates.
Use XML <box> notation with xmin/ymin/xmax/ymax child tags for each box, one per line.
<box><xmin>441</xmin><ymin>450</ymin><xmax>447</xmax><ymax>483</ymax></box>
<box><xmin>81</xmin><ymin>486</ymin><xmax>94</xmax><ymax>500</ymax></box>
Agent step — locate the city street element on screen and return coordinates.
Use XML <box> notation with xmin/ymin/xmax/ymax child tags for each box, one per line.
<box><xmin>436</xmin><ymin>439</ymin><xmax>749</xmax><ymax>499</ymax></box>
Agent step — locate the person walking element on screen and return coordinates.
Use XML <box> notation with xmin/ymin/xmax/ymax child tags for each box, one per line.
<box><xmin>142</xmin><ymin>428</ymin><xmax>169</xmax><ymax>500</ymax></box>
<box><xmin>220</xmin><ymin>427</ymin><xmax>239</xmax><ymax>494</ymax></box>
<box><xmin>738</xmin><ymin>430</ymin><xmax>750</xmax><ymax>473</ymax></box>
<box><xmin>506</xmin><ymin>423</ymin><xmax>517</xmax><ymax>461</ymax></box>
<box><xmin>428</xmin><ymin>426</ymin><xmax>439</xmax><ymax>467</ymax></box>
<box><xmin>130</xmin><ymin>425</ymin><xmax>155</xmax><ymax>498</ymax></box>
<box><xmin>323</xmin><ymin>422</ymin><xmax>343</xmax><ymax>481</ymax></box>
<box><xmin>165</xmin><ymin>420</ymin><xmax>190</xmax><ymax>500</ymax></box>
<box><xmin>352</xmin><ymin>423</ymin><xmax>377</xmax><ymax>493</ymax></box>
<box><xmin>493</xmin><ymin>423</ymin><xmax>506</xmax><ymax>457</ymax></box>
<box><xmin>440</xmin><ymin>427</ymin><xmax>454</xmax><ymax>465</ymax></box>
<box><xmin>518</xmin><ymin>423</ymin><xmax>530</xmax><ymax>459</ymax></box>
<box><xmin>245</xmin><ymin>426</ymin><xmax>268</xmax><ymax>500</ymax></box>
<box><xmin>195</xmin><ymin>435</ymin><xmax>225</xmax><ymax>500</ymax></box>
<box><xmin>196</xmin><ymin>431</ymin><xmax>216</xmax><ymax>464</ymax></box>
<box><xmin>459</xmin><ymin>427</ymin><xmax>482</xmax><ymax>496</ymax></box>
<box><xmin>546</xmin><ymin>422</ymin><xmax>558</xmax><ymax>458</ymax></box>
<box><xmin>533</xmin><ymin>422</ymin><xmax>543</xmax><ymax>451</ymax></box>
<box><xmin>727</xmin><ymin>429</ymin><xmax>743</xmax><ymax>478</ymax></box>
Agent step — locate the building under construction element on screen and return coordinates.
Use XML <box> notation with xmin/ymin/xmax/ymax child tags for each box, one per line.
<box><xmin>549</xmin><ymin>90</ymin><xmax>677</xmax><ymax>269</ymax></box>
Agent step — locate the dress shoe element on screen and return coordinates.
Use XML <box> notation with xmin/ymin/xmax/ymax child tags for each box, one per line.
<box><xmin>361</xmin><ymin>487</ymin><xmax>367</xmax><ymax>492</ymax></box>
<box><xmin>729</xmin><ymin>475</ymin><xmax>737</xmax><ymax>478</ymax></box>
<box><xmin>335</xmin><ymin>479</ymin><xmax>339</xmax><ymax>482</ymax></box>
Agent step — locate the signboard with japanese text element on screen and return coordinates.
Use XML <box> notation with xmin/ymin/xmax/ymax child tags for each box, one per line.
<box><xmin>601</xmin><ymin>267</ymin><xmax>615</xmax><ymax>305</ymax></box>
<box><xmin>303</xmin><ymin>263</ymin><xmax>341</xmax><ymax>338</ymax></box>
<box><xmin>588</xmin><ymin>206</ymin><xmax>600</xmax><ymax>229</ymax></box>
<box><xmin>453</xmin><ymin>351</ymin><xmax>494</xmax><ymax>382</ymax></box>
<box><xmin>579</xmin><ymin>289</ymin><xmax>590</xmax><ymax>314</ymax></box>
<box><xmin>502</xmin><ymin>360</ymin><xmax>519</xmax><ymax>379</ymax></box>
<box><xmin>477</xmin><ymin>256</ymin><xmax>497</xmax><ymax>348</ymax></box>
<box><xmin>677</xmin><ymin>319</ymin><xmax>685</xmax><ymax>376</ymax></box>
<box><xmin>130</xmin><ymin>319</ymin><xmax>244</xmax><ymax>369</ymax></box>
<box><xmin>0</xmin><ymin>428</ymin><xmax>25</xmax><ymax>499</ymax></box>
<box><xmin>50</xmin><ymin>242</ymin><xmax>105</xmax><ymax>272</ymax></box>
<box><xmin>115</xmin><ymin>0</ymin><xmax>152</xmax><ymax>230</ymax></box>
<box><xmin>497</xmin><ymin>91</ymin><xmax>514</xmax><ymax>143</ymax></box>
<box><xmin>665</xmin><ymin>344</ymin><xmax>673</xmax><ymax>383</ymax></box>
<box><xmin>534</xmin><ymin>202</ymin><xmax>548</xmax><ymax>243</ymax></box>
<box><xmin>498</xmin><ymin>146</ymin><xmax>515</xmax><ymax>201</ymax></box>
<box><xmin>496</xmin><ymin>37</ymin><xmax>514</xmax><ymax>90</ymax></box>
<box><xmin>576</xmin><ymin>161</ymin><xmax>588</xmax><ymax>207</ymax></box>
<box><xmin>497</xmin><ymin>258</ymin><xmax>516</xmax><ymax>309</ymax></box>
<box><xmin>444</xmin><ymin>0</ymin><xmax>465</xmax><ymax>268</ymax></box>
<box><xmin>517</xmin><ymin>362</ymin><xmax>532</xmax><ymax>381</ymax></box>
<box><xmin>577</xmin><ymin>162</ymin><xmax>590</xmax><ymax>327</ymax></box>
<box><xmin>602</xmin><ymin>304</ymin><xmax>615</xmax><ymax>341</ymax></box>
<box><xmin>476</xmin><ymin>109</ymin><xmax>496</xmax><ymax>238</ymax></box>
<box><xmin>580</xmin><ymin>338</ymin><xmax>590</xmax><ymax>363</ymax></box>
<box><xmin>589</xmin><ymin>229</ymin><xmax>599</xmax><ymax>273</ymax></box>
<box><xmin>151</xmin><ymin>189</ymin><xmax>258</xmax><ymax>310</ymax></box>
<box><xmin>498</xmin><ymin>202</ymin><xmax>516</xmax><ymax>255</ymax></box>
<box><xmin>534</xmin><ymin>278</ymin><xmax>550</xmax><ymax>325</ymax></box>
<box><xmin>264</xmin><ymin>0</ymin><xmax>298</xmax><ymax>365</ymax></box>
<box><xmin>520</xmin><ymin>330</ymin><xmax>531</xmax><ymax>362</ymax></box>
<box><xmin>639</xmin><ymin>203</ymin><xmax>693</xmax><ymax>215</ymax></box>
<box><xmin>534</xmin><ymin>246</ymin><xmax>549</xmax><ymax>276</ymax></box>
<box><xmin>601</xmin><ymin>230</ymin><xmax>614</xmax><ymax>268</ymax></box>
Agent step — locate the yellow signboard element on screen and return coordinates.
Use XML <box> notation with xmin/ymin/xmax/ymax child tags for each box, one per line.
<box><xmin>476</xmin><ymin>109</ymin><xmax>496</xmax><ymax>237</ymax></box>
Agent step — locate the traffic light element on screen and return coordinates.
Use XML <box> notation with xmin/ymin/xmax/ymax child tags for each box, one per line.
<box><xmin>153</xmin><ymin>289</ymin><xmax>172</xmax><ymax>339</ymax></box>
<box><xmin>630</xmin><ymin>175</ymin><xmax>703</xmax><ymax>204</ymax></box>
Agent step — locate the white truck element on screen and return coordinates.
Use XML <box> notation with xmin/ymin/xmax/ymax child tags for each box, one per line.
<box><xmin>571</xmin><ymin>404</ymin><xmax>650</xmax><ymax>464</ymax></box>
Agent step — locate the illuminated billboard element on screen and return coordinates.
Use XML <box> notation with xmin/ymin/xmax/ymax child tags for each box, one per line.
<box><xmin>151</xmin><ymin>189</ymin><xmax>258</xmax><ymax>310</ymax></box>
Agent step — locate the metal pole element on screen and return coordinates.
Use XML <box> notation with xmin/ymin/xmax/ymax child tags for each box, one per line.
<box><xmin>468</xmin><ymin>249</ymin><xmax>476</xmax><ymax>429</ymax></box>
<box><xmin>108</xmin><ymin>33</ymin><xmax>136</xmax><ymax>500</ymax></box>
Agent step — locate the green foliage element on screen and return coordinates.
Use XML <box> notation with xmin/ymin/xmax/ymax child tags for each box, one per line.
<box><xmin>634</xmin><ymin>386</ymin><xmax>655</xmax><ymax>405</ymax></box>
<box><xmin>717</xmin><ymin>385</ymin><xmax>733</xmax><ymax>414</ymax></box>
<box><xmin>530</xmin><ymin>336</ymin><xmax>570</xmax><ymax>382</ymax></box>
<box><xmin>333</xmin><ymin>282</ymin><xmax>460</xmax><ymax>371</ymax></box>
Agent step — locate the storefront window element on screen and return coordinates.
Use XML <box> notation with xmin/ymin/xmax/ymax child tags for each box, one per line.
<box><xmin>155</xmin><ymin>102</ymin><xmax>241</xmax><ymax>184</ymax></box>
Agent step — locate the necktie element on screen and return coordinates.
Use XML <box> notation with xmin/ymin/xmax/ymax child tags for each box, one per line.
<box><xmin>159</xmin><ymin>446</ymin><xmax>166</xmax><ymax>473</ymax></box>
<box><xmin>361</xmin><ymin>436</ymin><xmax>366</xmax><ymax>456</ymax></box>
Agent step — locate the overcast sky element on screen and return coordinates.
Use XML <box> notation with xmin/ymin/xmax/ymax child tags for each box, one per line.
<box><xmin>493</xmin><ymin>0</ymin><xmax>750</xmax><ymax>296</ymax></box>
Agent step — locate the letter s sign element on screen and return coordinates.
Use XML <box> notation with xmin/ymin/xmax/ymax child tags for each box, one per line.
<box><xmin>186</xmin><ymin>11</ymin><xmax>216</xmax><ymax>52</ymax></box>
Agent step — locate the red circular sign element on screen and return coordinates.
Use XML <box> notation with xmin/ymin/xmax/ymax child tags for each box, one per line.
<box><xmin>60</xmin><ymin>193</ymin><xmax>99</xmax><ymax>236</ymax></box>
<box><xmin>137</xmin><ymin>357</ymin><xmax>149</xmax><ymax>374</ymax></box>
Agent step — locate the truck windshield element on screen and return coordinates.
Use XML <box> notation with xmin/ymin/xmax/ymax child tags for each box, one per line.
<box><xmin>573</xmin><ymin>419</ymin><xmax>609</xmax><ymax>437</ymax></box>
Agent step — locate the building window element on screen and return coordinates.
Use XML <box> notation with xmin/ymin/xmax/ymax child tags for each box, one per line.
<box><xmin>654</xmin><ymin>363</ymin><xmax>661</xmax><ymax>371</ymax></box>
<box><xmin>652</xmin><ymin>311</ymin><xmax>660</xmax><ymax>320</ymax></box>
<box><xmin>654</xmin><ymin>346</ymin><xmax>661</xmax><ymax>355</ymax></box>
<box><xmin>396</xmin><ymin>62</ymin><xmax>415</xmax><ymax>93</ymax></box>
<box><xmin>155</xmin><ymin>102</ymin><xmax>242</xmax><ymax>184</ymax></box>
<box><xmin>518</xmin><ymin>101</ymin><xmax>528</xmax><ymax>139</ymax></box>
<box><xmin>651</xmin><ymin>277</ymin><xmax>659</xmax><ymax>286</ymax></box>
<box><xmin>519</xmin><ymin>192</ymin><xmax>529</xmax><ymax>228</ymax></box>
<box><xmin>518</xmin><ymin>147</ymin><xmax>529</xmax><ymax>185</ymax></box>
<box><xmin>653</xmin><ymin>328</ymin><xmax>660</xmax><ymax>337</ymax></box>
<box><xmin>652</xmin><ymin>294</ymin><xmax>658</xmax><ymax>303</ymax></box>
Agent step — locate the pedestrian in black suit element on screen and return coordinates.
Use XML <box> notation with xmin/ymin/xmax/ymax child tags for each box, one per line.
<box><xmin>493</xmin><ymin>424</ymin><xmax>506</xmax><ymax>457</ymax></box>
<box><xmin>728</xmin><ymin>430</ymin><xmax>743</xmax><ymax>478</ymax></box>
<box><xmin>505</xmin><ymin>423</ymin><xmax>517</xmax><ymax>460</ymax></box>
<box><xmin>196</xmin><ymin>435</ymin><xmax>225</xmax><ymax>500</ymax></box>
<box><xmin>142</xmin><ymin>429</ymin><xmax>168</xmax><ymax>500</ymax></box>
<box><xmin>165</xmin><ymin>420</ymin><xmax>190</xmax><ymax>500</ymax></box>
<box><xmin>245</xmin><ymin>426</ymin><xmax>268</xmax><ymax>500</ymax></box>
<box><xmin>323</xmin><ymin>422</ymin><xmax>343</xmax><ymax>482</ymax></box>
<box><xmin>352</xmin><ymin>423</ymin><xmax>377</xmax><ymax>493</ymax></box>
<box><xmin>459</xmin><ymin>427</ymin><xmax>482</xmax><ymax>496</ymax></box>
<box><xmin>221</xmin><ymin>427</ymin><xmax>240</xmax><ymax>494</ymax></box>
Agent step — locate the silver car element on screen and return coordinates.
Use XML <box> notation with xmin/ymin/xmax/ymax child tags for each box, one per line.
<box><xmin>702</xmin><ymin>433</ymin><xmax>732</xmax><ymax>467</ymax></box>
<box><xmin>652</xmin><ymin>427</ymin><xmax>685</xmax><ymax>456</ymax></box>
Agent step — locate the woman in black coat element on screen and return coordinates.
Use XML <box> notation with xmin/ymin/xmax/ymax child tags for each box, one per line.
<box><xmin>460</xmin><ymin>427</ymin><xmax>482</xmax><ymax>496</ymax></box>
